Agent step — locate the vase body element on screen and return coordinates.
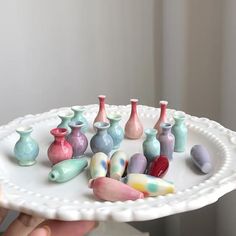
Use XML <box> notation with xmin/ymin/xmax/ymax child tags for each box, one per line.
<box><xmin>48</xmin><ymin>158</ymin><xmax>88</xmax><ymax>183</ymax></box>
<box><xmin>90</xmin><ymin>152</ymin><xmax>108</xmax><ymax>179</ymax></box>
<box><xmin>71</xmin><ymin>106</ymin><xmax>89</xmax><ymax>133</ymax></box>
<box><xmin>158</xmin><ymin>123</ymin><xmax>175</xmax><ymax>161</ymax></box>
<box><xmin>143</xmin><ymin>128</ymin><xmax>160</xmax><ymax>162</ymax></box>
<box><xmin>125</xmin><ymin>99</ymin><xmax>143</xmax><ymax>139</ymax></box>
<box><xmin>57</xmin><ymin>111</ymin><xmax>74</xmax><ymax>133</ymax></box>
<box><xmin>172</xmin><ymin>111</ymin><xmax>188</xmax><ymax>152</ymax></box>
<box><xmin>93</xmin><ymin>95</ymin><xmax>109</xmax><ymax>125</ymax></box>
<box><xmin>127</xmin><ymin>153</ymin><xmax>147</xmax><ymax>174</ymax></box>
<box><xmin>107</xmin><ymin>114</ymin><xmax>124</xmax><ymax>149</ymax></box>
<box><xmin>90</xmin><ymin>122</ymin><xmax>113</xmax><ymax>155</ymax></box>
<box><xmin>154</xmin><ymin>101</ymin><xmax>168</xmax><ymax>134</ymax></box>
<box><xmin>67</xmin><ymin>121</ymin><xmax>88</xmax><ymax>157</ymax></box>
<box><xmin>14</xmin><ymin>126</ymin><xmax>39</xmax><ymax>166</ymax></box>
<box><xmin>48</xmin><ymin>128</ymin><xmax>73</xmax><ymax>165</ymax></box>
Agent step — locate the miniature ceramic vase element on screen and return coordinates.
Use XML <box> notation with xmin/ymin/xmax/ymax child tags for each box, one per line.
<box><xmin>67</xmin><ymin>121</ymin><xmax>88</xmax><ymax>157</ymax></box>
<box><xmin>127</xmin><ymin>153</ymin><xmax>147</xmax><ymax>174</ymax></box>
<box><xmin>71</xmin><ymin>106</ymin><xmax>89</xmax><ymax>133</ymax></box>
<box><xmin>171</xmin><ymin>111</ymin><xmax>188</xmax><ymax>152</ymax></box>
<box><xmin>90</xmin><ymin>152</ymin><xmax>109</xmax><ymax>179</ymax></box>
<box><xmin>48</xmin><ymin>158</ymin><xmax>88</xmax><ymax>183</ymax></box>
<box><xmin>142</xmin><ymin>128</ymin><xmax>160</xmax><ymax>162</ymax></box>
<box><xmin>93</xmin><ymin>95</ymin><xmax>109</xmax><ymax>125</ymax></box>
<box><xmin>14</xmin><ymin>126</ymin><xmax>39</xmax><ymax>166</ymax></box>
<box><xmin>148</xmin><ymin>155</ymin><xmax>169</xmax><ymax>178</ymax></box>
<box><xmin>57</xmin><ymin>111</ymin><xmax>74</xmax><ymax>133</ymax></box>
<box><xmin>125</xmin><ymin>99</ymin><xmax>143</xmax><ymax>139</ymax></box>
<box><xmin>107</xmin><ymin>114</ymin><xmax>124</xmax><ymax>149</ymax></box>
<box><xmin>158</xmin><ymin>123</ymin><xmax>175</xmax><ymax>161</ymax></box>
<box><xmin>154</xmin><ymin>100</ymin><xmax>168</xmax><ymax>134</ymax></box>
<box><xmin>90</xmin><ymin>122</ymin><xmax>113</xmax><ymax>155</ymax></box>
<box><xmin>47</xmin><ymin>128</ymin><xmax>73</xmax><ymax>165</ymax></box>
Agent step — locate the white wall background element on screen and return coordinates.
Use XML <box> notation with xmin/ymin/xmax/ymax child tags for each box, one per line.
<box><xmin>0</xmin><ymin>0</ymin><xmax>236</xmax><ymax>235</ymax></box>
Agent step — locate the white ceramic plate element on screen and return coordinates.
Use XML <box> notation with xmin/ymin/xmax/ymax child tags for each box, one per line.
<box><xmin>0</xmin><ymin>105</ymin><xmax>236</xmax><ymax>222</ymax></box>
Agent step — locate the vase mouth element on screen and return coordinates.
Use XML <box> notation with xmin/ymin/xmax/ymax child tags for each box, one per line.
<box><xmin>16</xmin><ymin>126</ymin><xmax>33</xmax><ymax>134</ymax></box>
<box><xmin>174</xmin><ymin>111</ymin><xmax>186</xmax><ymax>120</ymax></box>
<box><xmin>69</xmin><ymin>121</ymin><xmax>85</xmax><ymax>128</ymax></box>
<box><xmin>50</xmin><ymin>128</ymin><xmax>67</xmax><ymax>136</ymax></box>
<box><xmin>107</xmin><ymin>113</ymin><xmax>122</xmax><ymax>121</ymax></box>
<box><xmin>161</xmin><ymin>122</ymin><xmax>172</xmax><ymax>130</ymax></box>
<box><xmin>130</xmin><ymin>98</ymin><xmax>138</xmax><ymax>103</ymax></box>
<box><xmin>145</xmin><ymin>128</ymin><xmax>157</xmax><ymax>136</ymax></box>
<box><xmin>94</xmin><ymin>121</ymin><xmax>110</xmax><ymax>130</ymax></box>
<box><xmin>159</xmin><ymin>100</ymin><xmax>168</xmax><ymax>106</ymax></box>
<box><xmin>58</xmin><ymin>111</ymin><xmax>74</xmax><ymax>119</ymax></box>
<box><xmin>98</xmin><ymin>95</ymin><xmax>106</xmax><ymax>99</ymax></box>
<box><xmin>71</xmin><ymin>106</ymin><xmax>86</xmax><ymax>112</ymax></box>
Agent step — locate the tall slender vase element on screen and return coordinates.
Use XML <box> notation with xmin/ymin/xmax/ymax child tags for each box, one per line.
<box><xmin>48</xmin><ymin>128</ymin><xmax>73</xmax><ymax>165</ymax></box>
<box><xmin>57</xmin><ymin>111</ymin><xmax>74</xmax><ymax>133</ymax></box>
<box><xmin>107</xmin><ymin>114</ymin><xmax>124</xmax><ymax>149</ymax></box>
<box><xmin>14</xmin><ymin>126</ymin><xmax>39</xmax><ymax>166</ymax></box>
<box><xmin>90</xmin><ymin>122</ymin><xmax>113</xmax><ymax>155</ymax></box>
<box><xmin>154</xmin><ymin>100</ymin><xmax>168</xmax><ymax>134</ymax></box>
<box><xmin>67</xmin><ymin>121</ymin><xmax>88</xmax><ymax>157</ymax></box>
<box><xmin>158</xmin><ymin>123</ymin><xmax>175</xmax><ymax>161</ymax></box>
<box><xmin>71</xmin><ymin>106</ymin><xmax>89</xmax><ymax>133</ymax></box>
<box><xmin>172</xmin><ymin>111</ymin><xmax>188</xmax><ymax>152</ymax></box>
<box><xmin>93</xmin><ymin>95</ymin><xmax>109</xmax><ymax>125</ymax></box>
<box><xmin>125</xmin><ymin>99</ymin><xmax>143</xmax><ymax>139</ymax></box>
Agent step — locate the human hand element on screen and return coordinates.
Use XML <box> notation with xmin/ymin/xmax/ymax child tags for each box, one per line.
<box><xmin>0</xmin><ymin>208</ymin><xmax>97</xmax><ymax>236</ymax></box>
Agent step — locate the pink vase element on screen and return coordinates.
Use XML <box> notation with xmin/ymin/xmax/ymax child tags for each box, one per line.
<box><xmin>47</xmin><ymin>128</ymin><xmax>73</xmax><ymax>165</ymax></box>
<box><xmin>93</xmin><ymin>95</ymin><xmax>109</xmax><ymax>125</ymax></box>
<box><xmin>154</xmin><ymin>100</ymin><xmax>168</xmax><ymax>134</ymax></box>
<box><xmin>125</xmin><ymin>99</ymin><xmax>143</xmax><ymax>139</ymax></box>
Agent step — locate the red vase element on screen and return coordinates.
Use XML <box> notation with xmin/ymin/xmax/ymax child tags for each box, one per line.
<box><xmin>47</xmin><ymin>128</ymin><xmax>73</xmax><ymax>165</ymax></box>
<box><xmin>148</xmin><ymin>155</ymin><xmax>169</xmax><ymax>178</ymax></box>
<box><xmin>154</xmin><ymin>100</ymin><xmax>168</xmax><ymax>134</ymax></box>
<box><xmin>125</xmin><ymin>99</ymin><xmax>143</xmax><ymax>139</ymax></box>
<box><xmin>93</xmin><ymin>95</ymin><xmax>109</xmax><ymax>125</ymax></box>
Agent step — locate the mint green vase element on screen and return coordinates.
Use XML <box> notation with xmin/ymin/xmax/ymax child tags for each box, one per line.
<box><xmin>71</xmin><ymin>106</ymin><xmax>89</xmax><ymax>133</ymax></box>
<box><xmin>48</xmin><ymin>158</ymin><xmax>88</xmax><ymax>183</ymax></box>
<box><xmin>57</xmin><ymin>111</ymin><xmax>74</xmax><ymax>133</ymax></box>
<box><xmin>172</xmin><ymin>112</ymin><xmax>188</xmax><ymax>152</ymax></box>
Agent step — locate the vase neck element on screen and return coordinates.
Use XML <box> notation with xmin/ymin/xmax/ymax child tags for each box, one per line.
<box><xmin>131</xmin><ymin>100</ymin><xmax>138</xmax><ymax>117</ymax></box>
<box><xmin>161</xmin><ymin>123</ymin><xmax>172</xmax><ymax>134</ymax></box>
<box><xmin>97</xmin><ymin>129</ymin><xmax>107</xmax><ymax>135</ymax></box>
<box><xmin>160</xmin><ymin>104</ymin><xmax>167</xmax><ymax>118</ymax></box>
<box><xmin>54</xmin><ymin>135</ymin><xmax>66</xmax><ymax>143</ymax></box>
<box><xmin>145</xmin><ymin>129</ymin><xmax>157</xmax><ymax>140</ymax></box>
<box><xmin>98</xmin><ymin>96</ymin><xmax>106</xmax><ymax>111</ymax></box>
<box><xmin>71</xmin><ymin>127</ymin><xmax>82</xmax><ymax>135</ymax></box>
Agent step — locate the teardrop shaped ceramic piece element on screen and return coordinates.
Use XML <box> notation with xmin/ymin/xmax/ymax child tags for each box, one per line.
<box><xmin>148</xmin><ymin>155</ymin><xmax>169</xmax><ymax>178</ymax></box>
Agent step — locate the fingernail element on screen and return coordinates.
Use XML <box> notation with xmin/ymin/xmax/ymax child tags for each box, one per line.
<box><xmin>29</xmin><ymin>226</ymin><xmax>50</xmax><ymax>236</ymax></box>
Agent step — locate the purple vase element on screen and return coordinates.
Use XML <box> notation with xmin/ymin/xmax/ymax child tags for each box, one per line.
<box><xmin>158</xmin><ymin>123</ymin><xmax>175</xmax><ymax>161</ymax></box>
<box><xmin>67</xmin><ymin>121</ymin><xmax>88</xmax><ymax>157</ymax></box>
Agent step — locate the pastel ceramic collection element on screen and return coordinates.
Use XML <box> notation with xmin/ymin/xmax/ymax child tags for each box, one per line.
<box><xmin>154</xmin><ymin>100</ymin><xmax>168</xmax><ymax>134</ymax></box>
<box><xmin>93</xmin><ymin>95</ymin><xmax>109</xmax><ymax>125</ymax></box>
<box><xmin>158</xmin><ymin>123</ymin><xmax>175</xmax><ymax>160</ymax></box>
<box><xmin>148</xmin><ymin>156</ymin><xmax>169</xmax><ymax>178</ymax></box>
<box><xmin>172</xmin><ymin>111</ymin><xmax>188</xmax><ymax>152</ymax></box>
<box><xmin>57</xmin><ymin>111</ymin><xmax>74</xmax><ymax>133</ymax></box>
<box><xmin>107</xmin><ymin>114</ymin><xmax>124</xmax><ymax>149</ymax></box>
<box><xmin>127</xmin><ymin>153</ymin><xmax>147</xmax><ymax>174</ymax></box>
<box><xmin>47</xmin><ymin>128</ymin><xmax>73</xmax><ymax>165</ymax></box>
<box><xmin>90</xmin><ymin>122</ymin><xmax>113</xmax><ymax>155</ymax></box>
<box><xmin>71</xmin><ymin>106</ymin><xmax>89</xmax><ymax>133</ymax></box>
<box><xmin>125</xmin><ymin>99</ymin><xmax>143</xmax><ymax>139</ymax></box>
<box><xmin>90</xmin><ymin>152</ymin><xmax>108</xmax><ymax>179</ymax></box>
<box><xmin>143</xmin><ymin>128</ymin><xmax>160</xmax><ymax>162</ymax></box>
<box><xmin>48</xmin><ymin>158</ymin><xmax>88</xmax><ymax>183</ymax></box>
<box><xmin>14</xmin><ymin>126</ymin><xmax>39</xmax><ymax>166</ymax></box>
<box><xmin>67</xmin><ymin>121</ymin><xmax>88</xmax><ymax>157</ymax></box>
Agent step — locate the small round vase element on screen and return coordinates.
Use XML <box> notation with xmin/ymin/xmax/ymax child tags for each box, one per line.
<box><xmin>154</xmin><ymin>100</ymin><xmax>168</xmax><ymax>134</ymax></box>
<box><xmin>107</xmin><ymin>114</ymin><xmax>124</xmax><ymax>149</ymax></box>
<box><xmin>14</xmin><ymin>126</ymin><xmax>39</xmax><ymax>166</ymax></box>
<box><xmin>57</xmin><ymin>111</ymin><xmax>74</xmax><ymax>133</ymax></box>
<box><xmin>125</xmin><ymin>99</ymin><xmax>143</xmax><ymax>139</ymax></box>
<box><xmin>90</xmin><ymin>122</ymin><xmax>113</xmax><ymax>155</ymax></box>
<box><xmin>93</xmin><ymin>95</ymin><xmax>109</xmax><ymax>125</ymax></box>
<box><xmin>71</xmin><ymin>106</ymin><xmax>89</xmax><ymax>133</ymax></box>
<box><xmin>142</xmin><ymin>128</ymin><xmax>160</xmax><ymax>162</ymax></box>
<box><xmin>67</xmin><ymin>121</ymin><xmax>88</xmax><ymax>157</ymax></box>
<box><xmin>172</xmin><ymin>111</ymin><xmax>188</xmax><ymax>152</ymax></box>
<box><xmin>158</xmin><ymin>123</ymin><xmax>175</xmax><ymax>161</ymax></box>
<box><xmin>48</xmin><ymin>128</ymin><xmax>73</xmax><ymax>165</ymax></box>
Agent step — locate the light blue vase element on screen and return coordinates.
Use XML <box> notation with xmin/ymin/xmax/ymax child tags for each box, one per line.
<box><xmin>14</xmin><ymin>126</ymin><xmax>39</xmax><ymax>166</ymax></box>
<box><xmin>90</xmin><ymin>122</ymin><xmax>113</xmax><ymax>155</ymax></box>
<box><xmin>71</xmin><ymin>106</ymin><xmax>89</xmax><ymax>133</ymax></box>
<box><xmin>57</xmin><ymin>111</ymin><xmax>74</xmax><ymax>133</ymax></box>
<box><xmin>172</xmin><ymin>112</ymin><xmax>187</xmax><ymax>152</ymax></box>
<box><xmin>142</xmin><ymin>128</ymin><xmax>160</xmax><ymax>162</ymax></box>
<box><xmin>107</xmin><ymin>114</ymin><xmax>124</xmax><ymax>149</ymax></box>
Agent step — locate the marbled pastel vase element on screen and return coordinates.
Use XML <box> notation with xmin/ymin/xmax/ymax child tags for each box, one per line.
<box><xmin>93</xmin><ymin>95</ymin><xmax>109</xmax><ymax>125</ymax></box>
<box><xmin>158</xmin><ymin>123</ymin><xmax>175</xmax><ymax>161</ymax></box>
<box><xmin>67</xmin><ymin>121</ymin><xmax>88</xmax><ymax>157</ymax></box>
<box><xmin>90</xmin><ymin>152</ymin><xmax>108</xmax><ymax>179</ymax></box>
<box><xmin>172</xmin><ymin>111</ymin><xmax>188</xmax><ymax>152</ymax></box>
<box><xmin>47</xmin><ymin>128</ymin><xmax>73</xmax><ymax>165</ymax></box>
<box><xmin>125</xmin><ymin>99</ymin><xmax>143</xmax><ymax>139</ymax></box>
<box><xmin>71</xmin><ymin>106</ymin><xmax>89</xmax><ymax>133</ymax></box>
<box><xmin>107</xmin><ymin>114</ymin><xmax>124</xmax><ymax>149</ymax></box>
<box><xmin>57</xmin><ymin>111</ymin><xmax>74</xmax><ymax>133</ymax></box>
<box><xmin>14</xmin><ymin>126</ymin><xmax>39</xmax><ymax>166</ymax></box>
<box><xmin>142</xmin><ymin>128</ymin><xmax>160</xmax><ymax>163</ymax></box>
<box><xmin>90</xmin><ymin>122</ymin><xmax>113</xmax><ymax>155</ymax></box>
<box><xmin>154</xmin><ymin>100</ymin><xmax>168</xmax><ymax>134</ymax></box>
